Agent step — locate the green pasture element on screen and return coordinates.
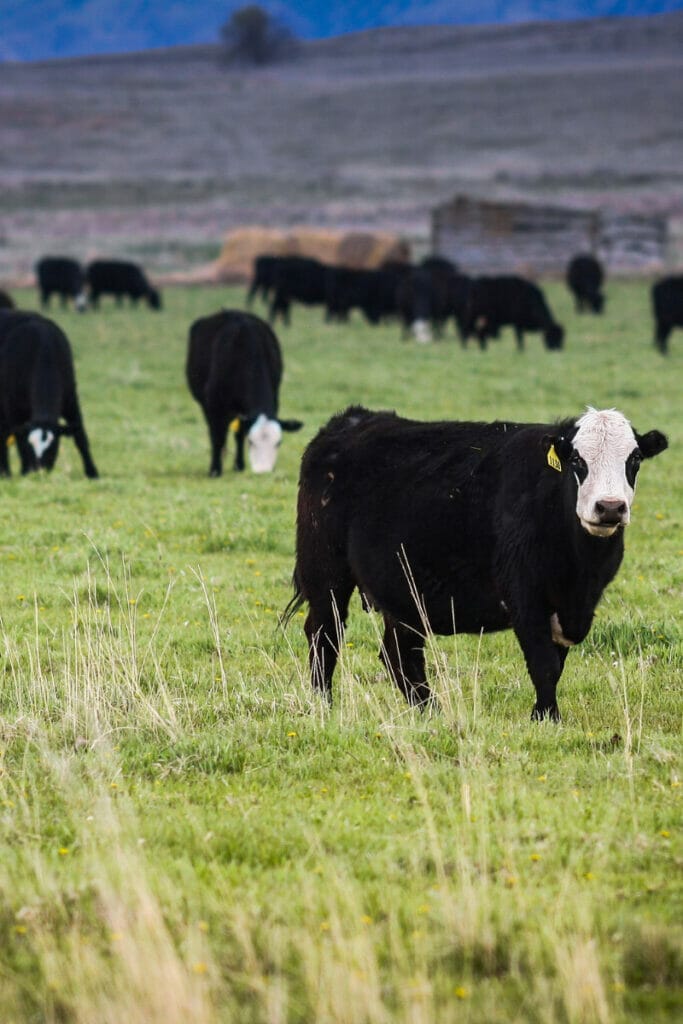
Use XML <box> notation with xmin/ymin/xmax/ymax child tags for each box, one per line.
<box><xmin>0</xmin><ymin>280</ymin><xmax>681</xmax><ymax>1023</ymax></box>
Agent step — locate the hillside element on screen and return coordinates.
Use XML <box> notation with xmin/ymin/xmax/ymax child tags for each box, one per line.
<box><xmin>1</xmin><ymin>12</ymin><xmax>683</xmax><ymax>279</ymax></box>
<box><xmin>2</xmin><ymin>1</ymin><xmax>682</xmax><ymax>62</ymax></box>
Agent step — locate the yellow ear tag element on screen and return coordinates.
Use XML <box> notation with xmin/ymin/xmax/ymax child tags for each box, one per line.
<box><xmin>547</xmin><ymin>444</ymin><xmax>562</xmax><ymax>472</ymax></box>
<box><xmin>229</xmin><ymin>418</ymin><xmax>240</xmax><ymax>434</ymax></box>
<box><xmin>7</xmin><ymin>435</ymin><xmax>15</xmax><ymax>447</ymax></box>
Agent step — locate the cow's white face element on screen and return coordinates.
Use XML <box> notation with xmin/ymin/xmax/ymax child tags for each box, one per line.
<box><xmin>570</xmin><ymin>409</ymin><xmax>640</xmax><ymax>537</ymax></box>
<box><xmin>248</xmin><ymin>414</ymin><xmax>282</xmax><ymax>473</ymax></box>
<box><xmin>28</xmin><ymin>427</ymin><xmax>56</xmax><ymax>462</ymax></box>
<box><xmin>412</xmin><ymin>319</ymin><xmax>432</xmax><ymax>344</ymax></box>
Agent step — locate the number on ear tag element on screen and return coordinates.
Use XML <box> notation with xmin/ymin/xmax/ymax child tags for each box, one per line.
<box><xmin>547</xmin><ymin>444</ymin><xmax>562</xmax><ymax>472</ymax></box>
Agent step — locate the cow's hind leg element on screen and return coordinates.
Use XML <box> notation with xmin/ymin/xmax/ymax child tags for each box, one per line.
<box><xmin>380</xmin><ymin>615</ymin><xmax>432</xmax><ymax>707</ymax></box>
<box><xmin>303</xmin><ymin>577</ymin><xmax>355</xmax><ymax>701</ymax></box>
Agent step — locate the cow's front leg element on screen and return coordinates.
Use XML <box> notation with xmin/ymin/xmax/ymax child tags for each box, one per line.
<box><xmin>512</xmin><ymin>611</ymin><xmax>569</xmax><ymax>721</ymax></box>
<box><xmin>380</xmin><ymin>615</ymin><xmax>432</xmax><ymax>707</ymax></box>
<box><xmin>17</xmin><ymin>435</ymin><xmax>37</xmax><ymax>475</ymax></box>
<box><xmin>206</xmin><ymin>415</ymin><xmax>228</xmax><ymax>477</ymax></box>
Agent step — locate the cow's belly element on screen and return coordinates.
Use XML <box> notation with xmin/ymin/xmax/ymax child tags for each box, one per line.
<box><xmin>349</xmin><ymin>534</ymin><xmax>509</xmax><ymax>636</ymax></box>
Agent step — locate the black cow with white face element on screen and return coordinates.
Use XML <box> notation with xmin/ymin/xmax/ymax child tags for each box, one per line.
<box><xmin>284</xmin><ymin>405</ymin><xmax>667</xmax><ymax>720</ymax></box>
<box><xmin>186</xmin><ymin>309</ymin><xmax>303</xmax><ymax>476</ymax></box>
<box><xmin>36</xmin><ymin>257</ymin><xmax>87</xmax><ymax>312</ymax></box>
<box><xmin>0</xmin><ymin>311</ymin><xmax>98</xmax><ymax>477</ymax></box>
<box><xmin>397</xmin><ymin>265</ymin><xmax>472</xmax><ymax>343</ymax></box>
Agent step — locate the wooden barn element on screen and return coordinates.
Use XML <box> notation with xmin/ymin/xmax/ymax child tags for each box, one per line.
<box><xmin>431</xmin><ymin>195</ymin><xmax>673</xmax><ymax>275</ymax></box>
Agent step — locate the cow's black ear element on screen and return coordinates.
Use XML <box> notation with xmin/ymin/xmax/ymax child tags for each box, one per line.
<box><xmin>636</xmin><ymin>429</ymin><xmax>668</xmax><ymax>459</ymax></box>
<box><xmin>544</xmin><ymin>434</ymin><xmax>573</xmax><ymax>462</ymax></box>
<box><xmin>280</xmin><ymin>419</ymin><xmax>304</xmax><ymax>432</ymax></box>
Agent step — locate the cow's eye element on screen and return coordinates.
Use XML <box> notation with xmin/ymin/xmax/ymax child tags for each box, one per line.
<box><xmin>570</xmin><ymin>451</ymin><xmax>588</xmax><ymax>482</ymax></box>
<box><xmin>626</xmin><ymin>450</ymin><xmax>642</xmax><ymax>486</ymax></box>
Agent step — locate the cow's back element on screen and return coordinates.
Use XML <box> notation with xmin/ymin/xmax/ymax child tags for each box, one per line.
<box><xmin>187</xmin><ymin>310</ymin><xmax>282</xmax><ymax>414</ymax></box>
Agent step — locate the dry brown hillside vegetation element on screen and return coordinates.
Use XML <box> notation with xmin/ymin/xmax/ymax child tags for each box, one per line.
<box><xmin>1</xmin><ymin>11</ymin><xmax>683</xmax><ymax>279</ymax></box>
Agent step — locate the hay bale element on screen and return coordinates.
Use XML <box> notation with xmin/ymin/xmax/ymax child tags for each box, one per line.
<box><xmin>213</xmin><ymin>227</ymin><xmax>290</xmax><ymax>282</ymax></box>
<box><xmin>212</xmin><ymin>225</ymin><xmax>411</xmax><ymax>282</ymax></box>
<box><xmin>337</xmin><ymin>231</ymin><xmax>411</xmax><ymax>268</ymax></box>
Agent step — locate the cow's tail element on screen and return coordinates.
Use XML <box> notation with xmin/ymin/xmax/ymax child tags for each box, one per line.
<box><xmin>280</xmin><ymin>568</ymin><xmax>305</xmax><ymax>630</ymax></box>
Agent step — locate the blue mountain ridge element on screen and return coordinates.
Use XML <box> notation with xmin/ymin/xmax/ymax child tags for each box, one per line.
<box><xmin>1</xmin><ymin>0</ymin><xmax>682</xmax><ymax>62</ymax></box>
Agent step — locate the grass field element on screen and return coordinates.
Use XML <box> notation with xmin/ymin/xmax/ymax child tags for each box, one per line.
<box><xmin>0</xmin><ymin>280</ymin><xmax>681</xmax><ymax>1023</ymax></box>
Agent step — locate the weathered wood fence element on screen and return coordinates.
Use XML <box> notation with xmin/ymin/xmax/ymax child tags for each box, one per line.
<box><xmin>431</xmin><ymin>195</ymin><xmax>677</xmax><ymax>275</ymax></box>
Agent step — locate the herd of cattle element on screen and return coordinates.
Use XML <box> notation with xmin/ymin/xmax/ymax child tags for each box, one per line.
<box><xmin>0</xmin><ymin>249</ymin><xmax>680</xmax><ymax>353</ymax></box>
<box><xmin>0</xmin><ymin>249</ymin><xmax>673</xmax><ymax>721</ymax></box>
<box><xmin>246</xmin><ymin>249</ymin><xmax>683</xmax><ymax>354</ymax></box>
<box><xmin>33</xmin><ymin>257</ymin><xmax>162</xmax><ymax>312</ymax></box>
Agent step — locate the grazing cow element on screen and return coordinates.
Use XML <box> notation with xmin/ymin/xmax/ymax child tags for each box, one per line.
<box><xmin>324</xmin><ymin>266</ymin><xmax>404</xmax><ymax>324</ymax></box>
<box><xmin>397</xmin><ymin>265</ymin><xmax>471</xmax><ymax>343</ymax></box>
<box><xmin>284</xmin><ymin>405</ymin><xmax>667</xmax><ymax>720</ymax></box>
<box><xmin>86</xmin><ymin>260</ymin><xmax>161</xmax><ymax>310</ymax></box>
<box><xmin>651</xmin><ymin>275</ymin><xmax>683</xmax><ymax>354</ymax></box>
<box><xmin>246</xmin><ymin>254</ymin><xmax>280</xmax><ymax>307</ymax></box>
<box><xmin>35</xmin><ymin>257</ymin><xmax>87</xmax><ymax>312</ymax></box>
<box><xmin>465</xmin><ymin>275</ymin><xmax>564</xmax><ymax>350</ymax></box>
<box><xmin>0</xmin><ymin>289</ymin><xmax>14</xmax><ymax>309</ymax></box>
<box><xmin>567</xmin><ymin>254</ymin><xmax>605</xmax><ymax>313</ymax></box>
<box><xmin>0</xmin><ymin>311</ymin><xmax>99</xmax><ymax>477</ymax></box>
<box><xmin>186</xmin><ymin>309</ymin><xmax>303</xmax><ymax>476</ymax></box>
<box><xmin>269</xmin><ymin>257</ymin><xmax>327</xmax><ymax>325</ymax></box>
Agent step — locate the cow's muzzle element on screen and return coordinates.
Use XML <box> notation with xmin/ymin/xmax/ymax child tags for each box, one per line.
<box><xmin>581</xmin><ymin>499</ymin><xmax>629</xmax><ymax>537</ymax></box>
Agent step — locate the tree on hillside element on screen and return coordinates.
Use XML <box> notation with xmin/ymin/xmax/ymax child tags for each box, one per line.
<box><xmin>219</xmin><ymin>5</ymin><xmax>296</xmax><ymax>66</ymax></box>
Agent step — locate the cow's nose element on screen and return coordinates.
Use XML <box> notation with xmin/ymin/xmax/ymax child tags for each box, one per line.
<box><xmin>595</xmin><ymin>499</ymin><xmax>627</xmax><ymax>522</ymax></box>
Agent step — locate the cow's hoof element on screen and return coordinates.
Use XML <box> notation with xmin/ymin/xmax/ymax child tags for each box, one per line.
<box><xmin>531</xmin><ymin>704</ymin><xmax>560</xmax><ymax>722</ymax></box>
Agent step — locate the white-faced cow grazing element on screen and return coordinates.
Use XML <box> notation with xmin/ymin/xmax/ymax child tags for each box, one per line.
<box><xmin>36</xmin><ymin>257</ymin><xmax>87</xmax><ymax>312</ymax></box>
<box><xmin>284</xmin><ymin>406</ymin><xmax>667</xmax><ymax>720</ymax></box>
<box><xmin>0</xmin><ymin>311</ymin><xmax>99</xmax><ymax>477</ymax></box>
<box><xmin>86</xmin><ymin>260</ymin><xmax>161</xmax><ymax>310</ymax></box>
<box><xmin>566</xmin><ymin>254</ymin><xmax>605</xmax><ymax>314</ymax></box>
<box><xmin>186</xmin><ymin>310</ymin><xmax>303</xmax><ymax>476</ymax></box>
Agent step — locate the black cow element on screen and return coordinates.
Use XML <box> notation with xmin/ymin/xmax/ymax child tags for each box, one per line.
<box><xmin>269</xmin><ymin>257</ymin><xmax>327</xmax><ymax>325</ymax></box>
<box><xmin>186</xmin><ymin>309</ymin><xmax>303</xmax><ymax>476</ymax></box>
<box><xmin>420</xmin><ymin>255</ymin><xmax>459</xmax><ymax>275</ymax></box>
<box><xmin>35</xmin><ymin>257</ymin><xmax>87</xmax><ymax>312</ymax></box>
<box><xmin>246</xmin><ymin>254</ymin><xmax>280</xmax><ymax>307</ymax></box>
<box><xmin>567</xmin><ymin>254</ymin><xmax>605</xmax><ymax>313</ymax></box>
<box><xmin>86</xmin><ymin>260</ymin><xmax>161</xmax><ymax>310</ymax></box>
<box><xmin>324</xmin><ymin>266</ymin><xmax>404</xmax><ymax>324</ymax></box>
<box><xmin>397</xmin><ymin>265</ymin><xmax>471</xmax><ymax>342</ymax></box>
<box><xmin>651</xmin><ymin>275</ymin><xmax>683</xmax><ymax>354</ymax></box>
<box><xmin>0</xmin><ymin>289</ymin><xmax>14</xmax><ymax>309</ymax></box>
<box><xmin>284</xmin><ymin>405</ymin><xmax>667</xmax><ymax>720</ymax></box>
<box><xmin>466</xmin><ymin>275</ymin><xmax>564</xmax><ymax>350</ymax></box>
<box><xmin>0</xmin><ymin>311</ymin><xmax>98</xmax><ymax>477</ymax></box>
